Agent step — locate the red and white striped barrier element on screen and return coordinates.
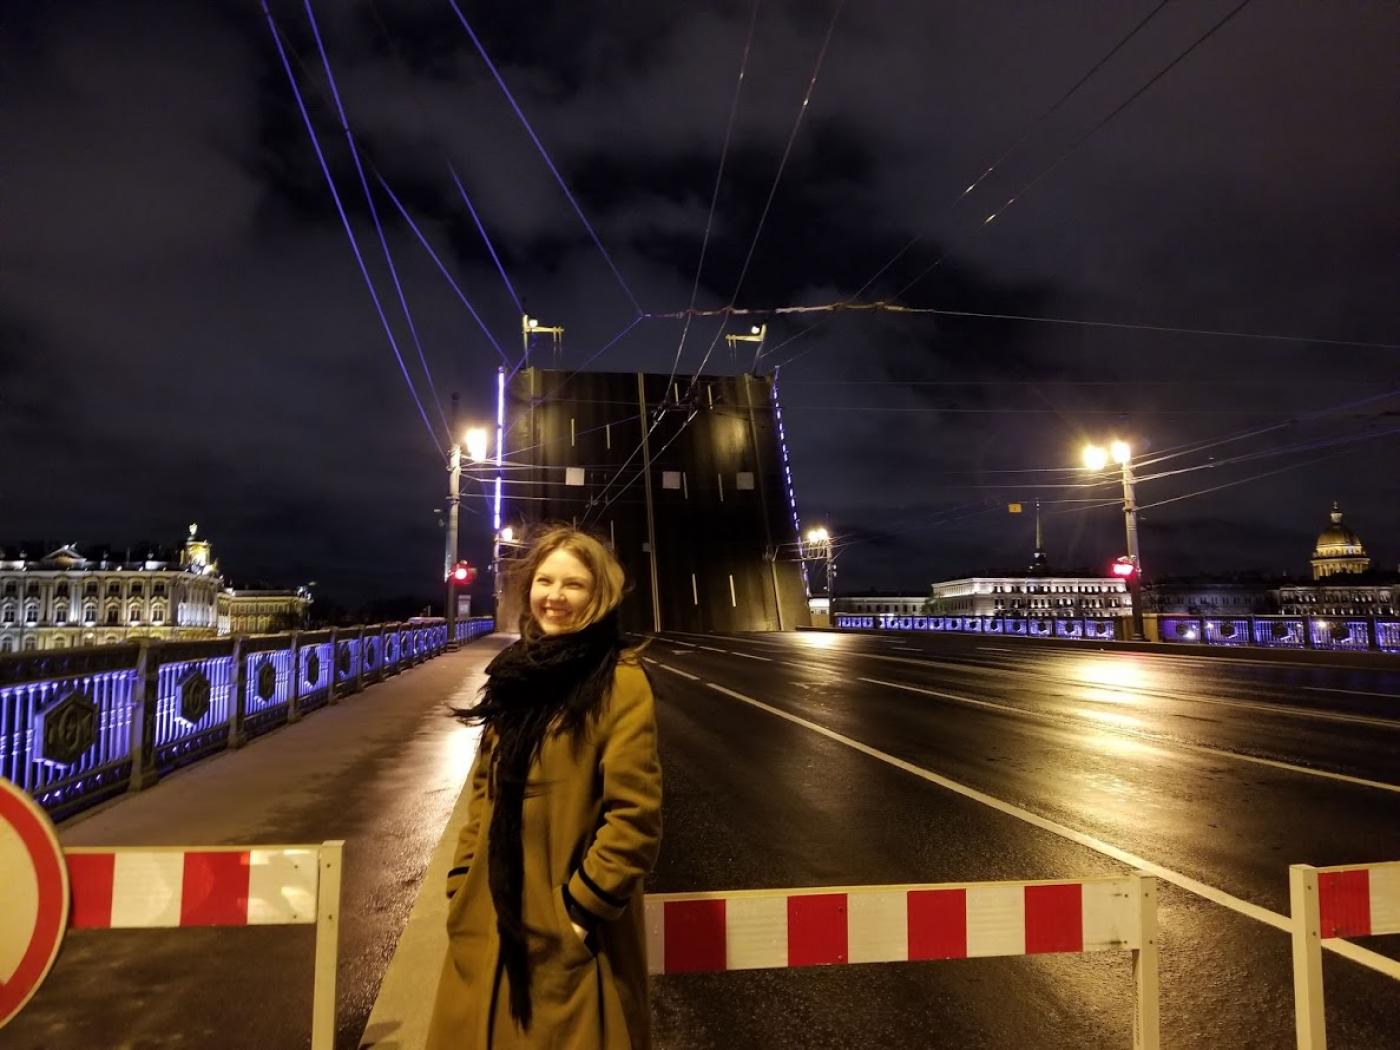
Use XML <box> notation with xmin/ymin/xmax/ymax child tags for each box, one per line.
<box><xmin>645</xmin><ymin>873</ymin><xmax>1160</xmax><ymax>1049</ymax></box>
<box><xmin>1291</xmin><ymin>860</ymin><xmax>1400</xmax><ymax>1050</ymax></box>
<box><xmin>63</xmin><ymin>843</ymin><xmax>343</xmax><ymax>1050</ymax></box>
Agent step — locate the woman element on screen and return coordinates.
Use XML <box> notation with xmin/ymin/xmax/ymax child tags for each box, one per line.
<box><xmin>426</xmin><ymin>526</ymin><xmax>663</xmax><ymax>1050</ymax></box>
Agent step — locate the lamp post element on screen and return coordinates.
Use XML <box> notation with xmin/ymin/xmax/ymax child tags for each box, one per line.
<box><xmin>445</xmin><ymin>427</ymin><xmax>490</xmax><ymax>646</ymax></box>
<box><xmin>805</xmin><ymin>527</ymin><xmax>834</xmax><ymax>623</ymax></box>
<box><xmin>1083</xmin><ymin>440</ymin><xmax>1145</xmax><ymax>641</ymax></box>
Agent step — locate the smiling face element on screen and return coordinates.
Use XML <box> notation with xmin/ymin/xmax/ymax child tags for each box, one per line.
<box><xmin>529</xmin><ymin>547</ymin><xmax>596</xmax><ymax>636</ymax></box>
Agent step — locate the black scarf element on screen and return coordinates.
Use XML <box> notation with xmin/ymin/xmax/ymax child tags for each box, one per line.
<box><xmin>459</xmin><ymin>612</ymin><xmax>625</xmax><ymax>1030</ymax></box>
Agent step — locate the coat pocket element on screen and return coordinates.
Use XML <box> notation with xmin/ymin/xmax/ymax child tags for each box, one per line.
<box><xmin>551</xmin><ymin>884</ymin><xmax>598</xmax><ymax>967</ymax></box>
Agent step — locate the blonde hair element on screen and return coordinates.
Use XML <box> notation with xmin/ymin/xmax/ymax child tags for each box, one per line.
<box><xmin>512</xmin><ymin>525</ymin><xmax>626</xmax><ymax>639</ymax></box>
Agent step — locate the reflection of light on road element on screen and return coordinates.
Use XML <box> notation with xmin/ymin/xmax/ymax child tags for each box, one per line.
<box><xmin>447</xmin><ymin>723</ymin><xmax>483</xmax><ymax>782</ymax></box>
<box><xmin>1068</xmin><ymin>658</ymin><xmax>1151</xmax><ymax>691</ymax></box>
<box><xmin>1069</xmin><ymin>706</ymin><xmax>1147</xmax><ymax>732</ymax></box>
<box><xmin>797</xmin><ymin>631</ymin><xmax>841</xmax><ymax>650</ymax></box>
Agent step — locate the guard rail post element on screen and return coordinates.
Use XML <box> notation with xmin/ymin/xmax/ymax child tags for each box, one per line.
<box><xmin>1133</xmin><ymin>872</ymin><xmax>1161</xmax><ymax>1050</ymax></box>
<box><xmin>287</xmin><ymin>631</ymin><xmax>303</xmax><ymax>724</ymax></box>
<box><xmin>1290</xmin><ymin>864</ymin><xmax>1327</xmax><ymax>1049</ymax></box>
<box><xmin>326</xmin><ymin>628</ymin><xmax>339</xmax><ymax>705</ymax></box>
<box><xmin>228</xmin><ymin>636</ymin><xmax>248</xmax><ymax>750</ymax></box>
<box><xmin>127</xmin><ymin>639</ymin><xmax>160</xmax><ymax>792</ymax></box>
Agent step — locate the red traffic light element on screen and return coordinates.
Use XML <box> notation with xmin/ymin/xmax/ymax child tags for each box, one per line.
<box><xmin>449</xmin><ymin>562</ymin><xmax>477</xmax><ymax>584</ymax></box>
<box><xmin>1111</xmin><ymin>557</ymin><xmax>1136</xmax><ymax>578</ymax></box>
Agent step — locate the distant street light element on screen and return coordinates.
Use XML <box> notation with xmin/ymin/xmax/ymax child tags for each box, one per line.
<box><xmin>1082</xmin><ymin>439</ymin><xmax>1145</xmax><ymax>641</ymax></box>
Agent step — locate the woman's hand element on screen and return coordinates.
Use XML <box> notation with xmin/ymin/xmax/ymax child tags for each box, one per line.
<box><xmin>570</xmin><ymin>919</ymin><xmax>589</xmax><ymax>943</ymax></box>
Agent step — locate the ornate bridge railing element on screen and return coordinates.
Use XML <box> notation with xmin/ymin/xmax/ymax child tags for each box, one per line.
<box><xmin>0</xmin><ymin>615</ymin><xmax>494</xmax><ymax>822</ymax></box>
<box><xmin>831</xmin><ymin>612</ymin><xmax>1400</xmax><ymax>654</ymax></box>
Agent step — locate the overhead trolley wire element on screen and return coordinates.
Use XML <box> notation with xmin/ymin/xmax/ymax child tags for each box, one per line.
<box><xmin>870</xmin><ymin>0</ymin><xmax>1259</xmax><ymax>327</ymax></box>
<box><xmin>370</xmin><ymin>165</ymin><xmax>511</xmax><ymax>365</ymax></box>
<box><xmin>446</xmin><ymin>0</ymin><xmax>644</xmax><ymax>317</ymax></box>
<box><xmin>302</xmin><ymin>0</ymin><xmax>451</xmax><ymax>439</ymax></box>
<box><xmin>661</xmin><ymin>0</ymin><xmax>762</xmax><ymax>401</ymax></box>
<box><xmin>688</xmin><ymin>0</ymin><xmax>848</xmax><ymax>383</ymax></box>
<box><xmin>749</xmin><ymin>1</ymin><xmax>1175</xmax><ymax>367</ymax></box>
<box><xmin>364</xmin><ymin>0</ymin><xmax>525</xmax><ymax>319</ymax></box>
<box><xmin>588</xmin><ymin>0</ymin><xmax>846</xmax><ymax>524</ymax></box>
<box><xmin>260</xmin><ymin>1</ymin><xmax>443</xmax><ymax>456</ymax></box>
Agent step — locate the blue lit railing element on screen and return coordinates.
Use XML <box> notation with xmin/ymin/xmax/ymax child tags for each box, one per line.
<box><xmin>831</xmin><ymin>611</ymin><xmax>1400</xmax><ymax>654</ymax></box>
<box><xmin>153</xmin><ymin>640</ymin><xmax>235</xmax><ymax>775</ymax></box>
<box><xmin>455</xmin><ymin>616</ymin><xmax>494</xmax><ymax>644</ymax></box>
<box><xmin>833</xmin><ymin>613</ymin><xmax>1123</xmax><ymax>640</ymax></box>
<box><xmin>0</xmin><ymin>616</ymin><xmax>472</xmax><ymax>820</ymax></box>
<box><xmin>241</xmin><ymin>635</ymin><xmax>295</xmax><ymax>740</ymax></box>
<box><xmin>1160</xmin><ymin>615</ymin><xmax>1395</xmax><ymax>653</ymax></box>
<box><xmin>298</xmin><ymin>630</ymin><xmax>334</xmax><ymax>713</ymax></box>
<box><xmin>0</xmin><ymin>645</ymin><xmax>139</xmax><ymax>820</ymax></box>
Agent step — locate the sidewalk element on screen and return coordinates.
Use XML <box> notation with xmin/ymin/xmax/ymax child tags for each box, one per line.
<box><xmin>8</xmin><ymin>635</ymin><xmax>509</xmax><ymax>1050</ymax></box>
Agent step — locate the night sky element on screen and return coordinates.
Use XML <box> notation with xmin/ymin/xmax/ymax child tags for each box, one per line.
<box><xmin>3</xmin><ymin>1</ymin><xmax>1397</xmax><ymax>608</ymax></box>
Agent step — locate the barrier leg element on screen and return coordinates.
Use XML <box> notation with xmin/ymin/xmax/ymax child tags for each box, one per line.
<box><xmin>1132</xmin><ymin>873</ymin><xmax>1160</xmax><ymax>1050</ymax></box>
<box><xmin>312</xmin><ymin>840</ymin><xmax>344</xmax><ymax>1050</ymax></box>
<box><xmin>1290</xmin><ymin>864</ymin><xmax>1327</xmax><ymax>1050</ymax></box>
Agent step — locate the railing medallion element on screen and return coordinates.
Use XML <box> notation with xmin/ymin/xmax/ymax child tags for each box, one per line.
<box><xmin>256</xmin><ymin>660</ymin><xmax>277</xmax><ymax>702</ymax></box>
<box><xmin>178</xmin><ymin>668</ymin><xmax>212</xmax><ymax>726</ymax></box>
<box><xmin>36</xmin><ymin>689</ymin><xmax>97</xmax><ymax>767</ymax></box>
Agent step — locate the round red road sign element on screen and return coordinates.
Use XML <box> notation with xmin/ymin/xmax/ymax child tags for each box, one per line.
<box><xmin>0</xmin><ymin>777</ymin><xmax>69</xmax><ymax>1029</ymax></box>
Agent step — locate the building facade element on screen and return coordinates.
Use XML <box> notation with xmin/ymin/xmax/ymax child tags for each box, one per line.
<box><xmin>928</xmin><ymin>576</ymin><xmax>1131</xmax><ymax>618</ymax></box>
<box><xmin>833</xmin><ymin>595</ymin><xmax>929</xmax><ymax>616</ymax></box>
<box><xmin>1146</xmin><ymin>502</ymin><xmax>1394</xmax><ymax>617</ymax></box>
<box><xmin>217</xmin><ymin>588</ymin><xmax>313</xmax><ymax>635</ymax></box>
<box><xmin>0</xmin><ymin>527</ymin><xmax>222</xmax><ymax>652</ymax></box>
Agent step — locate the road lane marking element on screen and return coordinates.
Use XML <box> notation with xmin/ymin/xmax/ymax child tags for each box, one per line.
<box><xmin>726</xmin><ymin>650</ymin><xmax>771</xmax><ymax>661</ymax></box>
<box><xmin>696</xmin><ymin>645</ymin><xmax>730</xmax><ymax>655</ymax></box>
<box><xmin>858</xmin><ymin>677</ymin><xmax>1400</xmax><ymax>795</ymax></box>
<box><xmin>849</xmin><ymin>652</ymin><xmax>1400</xmax><ymax>731</ymax></box>
<box><xmin>647</xmin><ymin>660</ymin><xmax>700</xmax><ymax>681</ymax></box>
<box><xmin>701</xmin><ymin>681</ymin><xmax>1400</xmax><ymax>982</ymax></box>
<box><xmin>1304</xmin><ymin>686</ymin><xmax>1400</xmax><ymax>700</ymax></box>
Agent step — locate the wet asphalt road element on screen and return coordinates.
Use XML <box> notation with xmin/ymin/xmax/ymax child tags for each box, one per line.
<box><xmin>5</xmin><ymin>631</ymin><xmax>1398</xmax><ymax>1048</ymax></box>
<box><xmin>645</xmin><ymin>630</ymin><xmax>1400</xmax><ymax>1049</ymax></box>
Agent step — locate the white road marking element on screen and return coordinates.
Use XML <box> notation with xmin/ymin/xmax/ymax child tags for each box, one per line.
<box><xmin>1304</xmin><ymin>686</ymin><xmax>1399</xmax><ymax>700</ymax></box>
<box><xmin>850</xmin><ymin>652</ymin><xmax>1400</xmax><ymax>732</ymax></box>
<box><xmin>858</xmin><ymin>676</ymin><xmax>1400</xmax><ymax>795</ymax></box>
<box><xmin>696</xmin><ymin>645</ymin><xmax>729</xmax><ymax>655</ymax></box>
<box><xmin>727</xmin><ymin>650</ymin><xmax>771</xmax><ymax>662</ymax></box>
<box><xmin>702</xmin><ymin>681</ymin><xmax>1400</xmax><ymax>983</ymax></box>
<box><xmin>649</xmin><ymin>660</ymin><xmax>700</xmax><ymax>681</ymax></box>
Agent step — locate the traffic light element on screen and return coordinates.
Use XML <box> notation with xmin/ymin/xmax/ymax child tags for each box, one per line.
<box><xmin>449</xmin><ymin>562</ymin><xmax>477</xmax><ymax>585</ymax></box>
<box><xmin>1110</xmin><ymin>556</ymin><xmax>1136</xmax><ymax>578</ymax></box>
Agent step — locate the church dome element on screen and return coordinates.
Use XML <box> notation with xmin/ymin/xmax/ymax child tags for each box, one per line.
<box><xmin>1311</xmin><ymin>502</ymin><xmax>1370</xmax><ymax>579</ymax></box>
<box><xmin>1314</xmin><ymin>502</ymin><xmax>1365</xmax><ymax>555</ymax></box>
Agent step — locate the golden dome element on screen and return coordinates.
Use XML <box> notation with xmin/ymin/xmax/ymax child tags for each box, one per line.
<box><xmin>1311</xmin><ymin>501</ymin><xmax>1370</xmax><ymax>580</ymax></box>
<box><xmin>1314</xmin><ymin>502</ymin><xmax>1365</xmax><ymax>557</ymax></box>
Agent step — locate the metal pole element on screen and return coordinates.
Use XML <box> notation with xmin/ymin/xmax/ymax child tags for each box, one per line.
<box><xmin>1121</xmin><ymin>461</ymin><xmax>1145</xmax><ymax>641</ymax></box>
<box><xmin>743</xmin><ymin>374</ymin><xmax>783</xmax><ymax>631</ymax></box>
<box><xmin>637</xmin><ymin>372</ymin><xmax>662</xmax><ymax>633</ymax></box>
<box><xmin>817</xmin><ymin>543</ymin><xmax>828</xmax><ymax>616</ymax></box>
<box><xmin>445</xmin><ymin>443</ymin><xmax>461</xmax><ymax>644</ymax></box>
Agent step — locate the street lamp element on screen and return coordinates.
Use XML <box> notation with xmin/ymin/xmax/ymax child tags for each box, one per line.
<box><xmin>464</xmin><ymin>427</ymin><xmax>490</xmax><ymax>464</ymax></box>
<box><xmin>805</xmin><ymin>527</ymin><xmax>835</xmax><ymax>621</ymax></box>
<box><xmin>1082</xmin><ymin>439</ymin><xmax>1145</xmax><ymax>641</ymax></box>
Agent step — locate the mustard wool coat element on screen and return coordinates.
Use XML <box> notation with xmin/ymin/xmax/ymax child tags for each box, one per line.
<box><xmin>426</xmin><ymin>656</ymin><xmax>663</xmax><ymax>1050</ymax></box>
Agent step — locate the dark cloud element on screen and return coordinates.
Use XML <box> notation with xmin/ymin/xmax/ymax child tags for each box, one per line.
<box><xmin>2</xmin><ymin>0</ymin><xmax>1396</xmax><ymax>605</ymax></box>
